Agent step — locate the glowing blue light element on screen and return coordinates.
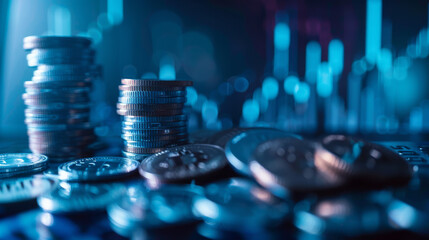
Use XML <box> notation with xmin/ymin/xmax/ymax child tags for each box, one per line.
<box><xmin>377</xmin><ymin>48</ymin><xmax>392</xmax><ymax>72</ymax></box>
<box><xmin>141</xmin><ymin>72</ymin><xmax>157</xmax><ymax>79</ymax></box>
<box><xmin>48</xmin><ymin>6</ymin><xmax>71</xmax><ymax>36</ymax></box>
<box><xmin>107</xmin><ymin>0</ymin><xmax>123</xmax><ymax>25</ymax></box>
<box><xmin>305</xmin><ymin>41</ymin><xmax>321</xmax><ymax>82</ymax></box>
<box><xmin>87</xmin><ymin>28</ymin><xmax>103</xmax><ymax>45</ymax></box>
<box><xmin>365</xmin><ymin>0</ymin><xmax>382</xmax><ymax>64</ymax></box>
<box><xmin>253</xmin><ymin>88</ymin><xmax>269</xmax><ymax>112</ymax></box>
<box><xmin>406</xmin><ymin>44</ymin><xmax>418</xmax><ymax>58</ymax></box>
<box><xmin>352</xmin><ymin>59</ymin><xmax>368</xmax><ymax>75</ymax></box>
<box><xmin>328</xmin><ymin>39</ymin><xmax>344</xmax><ymax>75</ymax></box>
<box><xmin>317</xmin><ymin>62</ymin><xmax>333</xmax><ymax>98</ymax></box>
<box><xmin>159</xmin><ymin>55</ymin><xmax>176</xmax><ymax>80</ymax></box>
<box><xmin>186</xmin><ymin>87</ymin><xmax>198</xmax><ymax>106</ymax></box>
<box><xmin>262</xmin><ymin>77</ymin><xmax>279</xmax><ymax>100</ymax></box>
<box><xmin>284</xmin><ymin>76</ymin><xmax>299</xmax><ymax>95</ymax></box>
<box><xmin>388</xmin><ymin>201</ymin><xmax>417</xmax><ymax>229</ymax></box>
<box><xmin>294</xmin><ymin>82</ymin><xmax>310</xmax><ymax>103</ymax></box>
<box><xmin>234</xmin><ymin>77</ymin><xmax>249</xmax><ymax>93</ymax></box>
<box><xmin>202</xmin><ymin>100</ymin><xmax>218</xmax><ymax>123</ymax></box>
<box><xmin>274</xmin><ymin>23</ymin><xmax>290</xmax><ymax>50</ymax></box>
<box><xmin>192</xmin><ymin>94</ymin><xmax>207</xmax><ymax>112</ymax></box>
<box><xmin>242</xmin><ymin>99</ymin><xmax>260</xmax><ymax>123</ymax></box>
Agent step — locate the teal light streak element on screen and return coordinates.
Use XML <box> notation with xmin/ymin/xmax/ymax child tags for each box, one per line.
<box><xmin>365</xmin><ymin>0</ymin><xmax>382</xmax><ymax>64</ymax></box>
<box><xmin>284</xmin><ymin>75</ymin><xmax>299</xmax><ymax>95</ymax></box>
<box><xmin>305</xmin><ymin>41</ymin><xmax>321</xmax><ymax>82</ymax></box>
<box><xmin>159</xmin><ymin>55</ymin><xmax>176</xmax><ymax>80</ymax></box>
<box><xmin>107</xmin><ymin>0</ymin><xmax>123</xmax><ymax>25</ymax></box>
<box><xmin>294</xmin><ymin>82</ymin><xmax>310</xmax><ymax>103</ymax></box>
<box><xmin>186</xmin><ymin>87</ymin><xmax>198</xmax><ymax>106</ymax></box>
<box><xmin>317</xmin><ymin>62</ymin><xmax>333</xmax><ymax>97</ymax></box>
<box><xmin>202</xmin><ymin>100</ymin><xmax>218</xmax><ymax>123</ymax></box>
<box><xmin>242</xmin><ymin>99</ymin><xmax>260</xmax><ymax>123</ymax></box>
<box><xmin>274</xmin><ymin>23</ymin><xmax>290</xmax><ymax>50</ymax></box>
<box><xmin>262</xmin><ymin>77</ymin><xmax>279</xmax><ymax>100</ymax></box>
<box><xmin>328</xmin><ymin>39</ymin><xmax>344</xmax><ymax>75</ymax></box>
<box><xmin>377</xmin><ymin>48</ymin><xmax>392</xmax><ymax>72</ymax></box>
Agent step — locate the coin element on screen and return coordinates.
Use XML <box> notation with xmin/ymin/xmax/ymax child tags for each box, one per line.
<box><xmin>138</xmin><ymin>144</ymin><xmax>227</xmax><ymax>184</ymax></box>
<box><xmin>0</xmin><ymin>175</ymin><xmax>57</xmax><ymax>204</ymax></box>
<box><xmin>193</xmin><ymin>178</ymin><xmax>290</xmax><ymax>230</ymax></box>
<box><xmin>295</xmin><ymin>191</ymin><xmax>393</xmax><ymax>237</ymax></box>
<box><xmin>225</xmin><ymin>128</ymin><xmax>300</xmax><ymax>176</ymax></box>
<box><xmin>250</xmin><ymin>138</ymin><xmax>345</xmax><ymax>196</ymax></box>
<box><xmin>57</xmin><ymin>157</ymin><xmax>139</xmax><ymax>181</ymax></box>
<box><xmin>121</xmin><ymin>79</ymin><xmax>193</xmax><ymax>87</ymax></box>
<box><xmin>37</xmin><ymin>182</ymin><xmax>125</xmax><ymax>213</ymax></box>
<box><xmin>315</xmin><ymin>135</ymin><xmax>412</xmax><ymax>186</ymax></box>
<box><xmin>120</xmin><ymin>90</ymin><xmax>187</xmax><ymax>98</ymax></box>
<box><xmin>107</xmin><ymin>183</ymin><xmax>203</xmax><ymax>237</ymax></box>
<box><xmin>23</xmin><ymin>36</ymin><xmax>91</xmax><ymax>50</ymax></box>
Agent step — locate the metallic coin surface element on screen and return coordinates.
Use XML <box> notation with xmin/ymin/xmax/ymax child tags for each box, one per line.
<box><xmin>315</xmin><ymin>135</ymin><xmax>412</xmax><ymax>185</ymax></box>
<box><xmin>0</xmin><ymin>175</ymin><xmax>57</xmax><ymax>204</ymax></box>
<box><xmin>139</xmin><ymin>144</ymin><xmax>227</xmax><ymax>183</ymax></box>
<box><xmin>295</xmin><ymin>191</ymin><xmax>393</xmax><ymax>237</ymax></box>
<box><xmin>225</xmin><ymin>128</ymin><xmax>300</xmax><ymax>176</ymax></box>
<box><xmin>0</xmin><ymin>153</ymin><xmax>48</xmax><ymax>172</ymax></box>
<box><xmin>250</xmin><ymin>138</ymin><xmax>344</xmax><ymax>195</ymax></box>
<box><xmin>193</xmin><ymin>178</ymin><xmax>290</xmax><ymax>230</ymax></box>
<box><xmin>107</xmin><ymin>183</ymin><xmax>203</xmax><ymax>237</ymax></box>
<box><xmin>23</xmin><ymin>36</ymin><xmax>92</xmax><ymax>50</ymax></box>
<box><xmin>37</xmin><ymin>182</ymin><xmax>124</xmax><ymax>213</ymax></box>
<box><xmin>121</xmin><ymin>79</ymin><xmax>193</xmax><ymax>87</ymax></box>
<box><xmin>57</xmin><ymin>157</ymin><xmax>139</xmax><ymax>181</ymax></box>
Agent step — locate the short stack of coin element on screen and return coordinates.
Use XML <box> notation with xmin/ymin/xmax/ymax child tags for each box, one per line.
<box><xmin>117</xmin><ymin>79</ymin><xmax>193</xmax><ymax>160</ymax></box>
<box><xmin>22</xmin><ymin>36</ymin><xmax>98</xmax><ymax>162</ymax></box>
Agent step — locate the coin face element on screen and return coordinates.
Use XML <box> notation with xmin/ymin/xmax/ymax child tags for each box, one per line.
<box><xmin>315</xmin><ymin>135</ymin><xmax>412</xmax><ymax>185</ymax></box>
<box><xmin>38</xmin><ymin>182</ymin><xmax>124</xmax><ymax>213</ymax></box>
<box><xmin>193</xmin><ymin>178</ymin><xmax>290</xmax><ymax>230</ymax></box>
<box><xmin>138</xmin><ymin>144</ymin><xmax>227</xmax><ymax>183</ymax></box>
<box><xmin>0</xmin><ymin>153</ymin><xmax>48</xmax><ymax>171</ymax></box>
<box><xmin>0</xmin><ymin>175</ymin><xmax>57</xmax><ymax>204</ymax></box>
<box><xmin>250</xmin><ymin>138</ymin><xmax>344</xmax><ymax>195</ymax></box>
<box><xmin>225</xmin><ymin>128</ymin><xmax>300</xmax><ymax>176</ymax></box>
<box><xmin>58</xmin><ymin>157</ymin><xmax>139</xmax><ymax>181</ymax></box>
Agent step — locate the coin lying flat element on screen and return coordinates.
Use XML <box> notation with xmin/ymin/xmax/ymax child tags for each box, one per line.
<box><xmin>37</xmin><ymin>182</ymin><xmax>124</xmax><ymax>213</ymax></box>
<box><xmin>294</xmin><ymin>191</ymin><xmax>393</xmax><ymax>237</ymax></box>
<box><xmin>0</xmin><ymin>153</ymin><xmax>48</xmax><ymax>172</ymax></box>
<box><xmin>107</xmin><ymin>184</ymin><xmax>203</xmax><ymax>237</ymax></box>
<box><xmin>193</xmin><ymin>178</ymin><xmax>290</xmax><ymax>230</ymax></box>
<box><xmin>250</xmin><ymin>138</ymin><xmax>344</xmax><ymax>196</ymax></box>
<box><xmin>0</xmin><ymin>175</ymin><xmax>57</xmax><ymax>204</ymax></box>
<box><xmin>225</xmin><ymin>128</ymin><xmax>300</xmax><ymax>176</ymax></box>
<box><xmin>315</xmin><ymin>135</ymin><xmax>412</xmax><ymax>186</ymax></box>
<box><xmin>57</xmin><ymin>157</ymin><xmax>139</xmax><ymax>181</ymax></box>
<box><xmin>138</xmin><ymin>144</ymin><xmax>227</xmax><ymax>185</ymax></box>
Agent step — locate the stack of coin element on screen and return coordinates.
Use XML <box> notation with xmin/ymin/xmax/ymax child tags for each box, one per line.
<box><xmin>117</xmin><ymin>79</ymin><xmax>193</xmax><ymax>160</ymax></box>
<box><xmin>23</xmin><ymin>36</ymin><xmax>98</xmax><ymax>162</ymax></box>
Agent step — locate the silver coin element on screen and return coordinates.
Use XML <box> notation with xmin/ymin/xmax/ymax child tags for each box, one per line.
<box><xmin>0</xmin><ymin>153</ymin><xmax>48</xmax><ymax>172</ymax></box>
<box><xmin>193</xmin><ymin>178</ymin><xmax>289</xmax><ymax>230</ymax></box>
<box><xmin>57</xmin><ymin>156</ymin><xmax>139</xmax><ymax>181</ymax></box>
<box><xmin>138</xmin><ymin>144</ymin><xmax>227</xmax><ymax>184</ymax></box>
<box><xmin>295</xmin><ymin>191</ymin><xmax>393</xmax><ymax>237</ymax></box>
<box><xmin>250</xmin><ymin>138</ymin><xmax>345</xmax><ymax>197</ymax></box>
<box><xmin>122</xmin><ymin>151</ymin><xmax>150</xmax><ymax>161</ymax></box>
<box><xmin>38</xmin><ymin>182</ymin><xmax>125</xmax><ymax>213</ymax></box>
<box><xmin>225</xmin><ymin>128</ymin><xmax>300</xmax><ymax>176</ymax></box>
<box><xmin>107</xmin><ymin>183</ymin><xmax>203</xmax><ymax>237</ymax></box>
<box><xmin>0</xmin><ymin>175</ymin><xmax>57</xmax><ymax>204</ymax></box>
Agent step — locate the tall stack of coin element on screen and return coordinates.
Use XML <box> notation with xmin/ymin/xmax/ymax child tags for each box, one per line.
<box><xmin>117</xmin><ymin>79</ymin><xmax>193</xmax><ymax>160</ymax></box>
<box><xmin>22</xmin><ymin>36</ymin><xmax>98</xmax><ymax>162</ymax></box>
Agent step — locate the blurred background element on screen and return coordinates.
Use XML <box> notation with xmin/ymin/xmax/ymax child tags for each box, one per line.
<box><xmin>1</xmin><ymin>0</ymin><xmax>429</xmax><ymax>137</ymax></box>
